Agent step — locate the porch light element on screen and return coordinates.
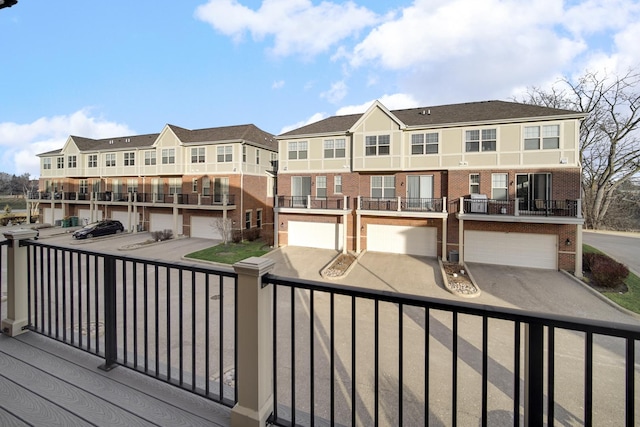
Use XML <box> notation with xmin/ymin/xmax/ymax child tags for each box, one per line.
<box><xmin>565</xmin><ymin>238</ymin><xmax>571</xmax><ymax>246</ymax></box>
<box><xmin>0</xmin><ymin>0</ymin><xmax>18</xmax><ymax>9</ymax></box>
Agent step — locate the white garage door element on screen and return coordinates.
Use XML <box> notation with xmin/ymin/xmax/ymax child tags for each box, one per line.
<box><xmin>289</xmin><ymin>221</ymin><xmax>343</xmax><ymax>250</ymax></box>
<box><xmin>465</xmin><ymin>231</ymin><xmax>557</xmax><ymax>269</ymax></box>
<box><xmin>150</xmin><ymin>213</ymin><xmax>184</xmax><ymax>235</ymax></box>
<box><xmin>191</xmin><ymin>216</ymin><xmax>223</xmax><ymax>240</ymax></box>
<box><xmin>78</xmin><ymin>208</ymin><xmax>102</xmax><ymax>225</ymax></box>
<box><xmin>367</xmin><ymin>224</ymin><xmax>437</xmax><ymax>256</ymax></box>
<box><xmin>42</xmin><ymin>208</ymin><xmax>64</xmax><ymax>224</ymax></box>
<box><xmin>111</xmin><ymin>211</ymin><xmax>132</xmax><ymax>231</ymax></box>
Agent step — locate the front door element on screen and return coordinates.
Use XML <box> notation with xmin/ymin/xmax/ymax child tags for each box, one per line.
<box><xmin>517</xmin><ymin>173</ymin><xmax>551</xmax><ymax>211</ymax></box>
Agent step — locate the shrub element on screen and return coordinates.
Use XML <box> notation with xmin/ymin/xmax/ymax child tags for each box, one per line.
<box><xmin>587</xmin><ymin>253</ymin><xmax>629</xmax><ymax>288</ymax></box>
<box><xmin>231</xmin><ymin>229</ymin><xmax>243</xmax><ymax>243</ymax></box>
<box><xmin>245</xmin><ymin>227</ymin><xmax>261</xmax><ymax>241</ymax></box>
<box><xmin>262</xmin><ymin>227</ymin><xmax>274</xmax><ymax>246</ymax></box>
<box><xmin>151</xmin><ymin>229</ymin><xmax>174</xmax><ymax>242</ymax></box>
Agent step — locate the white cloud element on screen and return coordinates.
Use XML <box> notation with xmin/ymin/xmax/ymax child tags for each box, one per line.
<box><xmin>272</xmin><ymin>80</ymin><xmax>285</xmax><ymax>89</ymax></box>
<box><xmin>320</xmin><ymin>80</ymin><xmax>348</xmax><ymax>104</ymax></box>
<box><xmin>336</xmin><ymin>93</ymin><xmax>422</xmax><ymax>115</ymax></box>
<box><xmin>279</xmin><ymin>112</ymin><xmax>326</xmax><ymax>134</ymax></box>
<box><xmin>0</xmin><ymin>109</ymin><xmax>133</xmax><ymax>178</ymax></box>
<box><xmin>195</xmin><ymin>0</ymin><xmax>379</xmax><ymax>57</ymax></box>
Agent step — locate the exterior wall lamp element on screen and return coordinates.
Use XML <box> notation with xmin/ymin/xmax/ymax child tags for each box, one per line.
<box><xmin>565</xmin><ymin>238</ymin><xmax>571</xmax><ymax>246</ymax></box>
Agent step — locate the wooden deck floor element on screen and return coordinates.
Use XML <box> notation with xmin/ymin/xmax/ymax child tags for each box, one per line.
<box><xmin>0</xmin><ymin>332</ymin><xmax>231</xmax><ymax>427</ymax></box>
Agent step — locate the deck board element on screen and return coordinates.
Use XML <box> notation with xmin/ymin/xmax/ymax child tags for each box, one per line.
<box><xmin>0</xmin><ymin>333</ymin><xmax>231</xmax><ymax>427</ymax></box>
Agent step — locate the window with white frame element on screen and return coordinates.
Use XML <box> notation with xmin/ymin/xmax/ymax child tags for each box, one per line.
<box><xmin>371</xmin><ymin>176</ymin><xmax>395</xmax><ymax>198</ymax></box>
<box><xmin>79</xmin><ymin>179</ymin><xmax>88</xmax><ymax>194</ymax></box>
<box><xmin>256</xmin><ymin>148</ymin><xmax>260</xmax><ymax>165</ymax></box>
<box><xmin>245</xmin><ymin>210</ymin><xmax>251</xmax><ymax>229</ymax></box>
<box><xmin>162</xmin><ymin>149</ymin><xmax>175</xmax><ymax>164</ymax></box>
<box><xmin>145</xmin><ymin>151</ymin><xmax>156</xmax><ymax>165</ymax></box>
<box><xmin>316</xmin><ymin>176</ymin><xmax>327</xmax><ymax>198</ymax></box>
<box><xmin>57</xmin><ymin>157</ymin><xmax>64</xmax><ymax>169</ymax></box>
<box><xmin>256</xmin><ymin>209</ymin><xmax>262</xmax><ymax>228</ymax></box>
<box><xmin>67</xmin><ymin>155</ymin><xmax>77</xmax><ymax>168</ymax></box>
<box><xmin>365</xmin><ymin>135</ymin><xmax>390</xmax><ymax>156</ymax></box>
<box><xmin>324</xmin><ymin>138</ymin><xmax>346</xmax><ymax>158</ymax></box>
<box><xmin>43</xmin><ymin>158</ymin><xmax>51</xmax><ymax>170</ymax></box>
<box><xmin>202</xmin><ymin>176</ymin><xmax>210</xmax><ymax>196</ymax></box>
<box><xmin>242</xmin><ymin>145</ymin><xmax>247</xmax><ymax>162</ymax></box>
<box><xmin>168</xmin><ymin>178</ymin><xmax>181</xmax><ymax>194</ymax></box>
<box><xmin>524</xmin><ymin>125</ymin><xmax>560</xmax><ymax>150</ymax></box>
<box><xmin>411</xmin><ymin>133</ymin><xmax>439</xmax><ymax>154</ymax></box>
<box><xmin>214</xmin><ymin>177</ymin><xmax>229</xmax><ymax>203</ymax></box>
<box><xmin>124</xmin><ymin>152</ymin><xmax>135</xmax><ymax>166</ymax></box>
<box><xmin>288</xmin><ymin>141</ymin><xmax>308</xmax><ymax>160</ymax></box>
<box><xmin>192</xmin><ymin>178</ymin><xmax>198</xmax><ymax>192</ymax></box>
<box><xmin>88</xmin><ymin>154</ymin><xmax>97</xmax><ymax>168</ymax></box>
<box><xmin>128</xmin><ymin>179</ymin><xmax>137</xmax><ymax>193</ymax></box>
<box><xmin>491</xmin><ymin>173</ymin><xmax>508</xmax><ymax>200</ymax></box>
<box><xmin>466</xmin><ymin>129</ymin><xmax>496</xmax><ymax>152</ymax></box>
<box><xmin>217</xmin><ymin>146</ymin><xmax>232</xmax><ymax>162</ymax></box>
<box><xmin>334</xmin><ymin>175</ymin><xmax>342</xmax><ymax>193</ymax></box>
<box><xmin>469</xmin><ymin>173</ymin><xmax>480</xmax><ymax>194</ymax></box>
<box><xmin>191</xmin><ymin>147</ymin><xmax>205</xmax><ymax>163</ymax></box>
<box><xmin>105</xmin><ymin>153</ymin><xmax>116</xmax><ymax>167</ymax></box>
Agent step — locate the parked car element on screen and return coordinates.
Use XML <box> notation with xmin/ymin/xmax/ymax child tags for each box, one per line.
<box><xmin>72</xmin><ymin>220</ymin><xmax>124</xmax><ymax>239</ymax></box>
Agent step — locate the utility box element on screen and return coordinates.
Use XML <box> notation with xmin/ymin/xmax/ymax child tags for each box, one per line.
<box><xmin>449</xmin><ymin>250</ymin><xmax>459</xmax><ymax>263</ymax></box>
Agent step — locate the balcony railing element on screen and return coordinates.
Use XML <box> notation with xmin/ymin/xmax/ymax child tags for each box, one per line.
<box><xmin>461</xmin><ymin>197</ymin><xmax>582</xmax><ymax>218</ymax></box>
<box><xmin>359</xmin><ymin>196</ymin><xmax>446</xmax><ymax>213</ymax></box>
<box><xmin>277</xmin><ymin>195</ymin><xmax>349</xmax><ymax>210</ymax></box>
<box><xmin>28</xmin><ymin>191</ymin><xmax>236</xmax><ymax>206</ymax></box>
<box><xmin>2</xmin><ymin>233</ymin><xmax>638</xmax><ymax>426</ymax></box>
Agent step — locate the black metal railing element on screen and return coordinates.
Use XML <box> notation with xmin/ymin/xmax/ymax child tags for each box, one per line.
<box><xmin>23</xmin><ymin>241</ymin><xmax>238</xmax><ymax>407</ymax></box>
<box><xmin>359</xmin><ymin>197</ymin><xmax>444</xmax><ymax>212</ymax></box>
<box><xmin>462</xmin><ymin>198</ymin><xmax>579</xmax><ymax>217</ymax></box>
<box><xmin>277</xmin><ymin>196</ymin><xmax>349</xmax><ymax>210</ymax></box>
<box><xmin>262</xmin><ymin>274</ymin><xmax>640</xmax><ymax>426</ymax></box>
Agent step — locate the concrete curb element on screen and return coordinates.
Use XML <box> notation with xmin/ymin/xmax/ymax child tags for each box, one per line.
<box><xmin>320</xmin><ymin>250</ymin><xmax>363</xmax><ymax>280</ymax></box>
<box><xmin>561</xmin><ymin>270</ymin><xmax>640</xmax><ymax>321</ymax></box>
<box><xmin>438</xmin><ymin>258</ymin><xmax>482</xmax><ymax>299</ymax></box>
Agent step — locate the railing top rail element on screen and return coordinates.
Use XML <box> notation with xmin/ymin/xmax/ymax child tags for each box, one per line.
<box><xmin>22</xmin><ymin>240</ymin><xmax>237</xmax><ymax>278</ymax></box>
<box><xmin>263</xmin><ymin>273</ymin><xmax>640</xmax><ymax>338</ymax></box>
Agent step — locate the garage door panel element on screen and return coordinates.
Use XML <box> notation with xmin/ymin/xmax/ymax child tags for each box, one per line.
<box><xmin>289</xmin><ymin>221</ymin><xmax>343</xmax><ymax>250</ymax></box>
<box><xmin>465</xmin><ymin>231</ymin><xmax>557</xmax><ymax>269</ymax></box>
<box><xmin>191</xmin><ymin>216</ymin><xmax>223</xmax><ymax>240</ymax></box>
<box><xmin>150</xmin><ymin>213</ymin><xmax>183</xmax><ymax>235</ymax></box>
<box><xmin>43</xmin><ymin>208</ymin><xmax>64</xmax><ymax>224</ymax></box>
<box><xmin>367</xmin><ymin>224</ymin><xmax>437</xmax><ymax>257</ymax></box>
<box><xmin>111</xmin><ymin>211</ymin><xmax>131</xmax><ymax>231</ymax></box>
<box><xmin>78</xmin><ymin>209</ymin><xmax>102</xmax><ymax>224</ymax></box>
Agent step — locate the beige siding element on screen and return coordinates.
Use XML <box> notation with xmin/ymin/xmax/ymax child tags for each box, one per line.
<box><xmin>500</xmin><ymin>125</ymin><xmax>520</xmax><ymax>151</ymax></box>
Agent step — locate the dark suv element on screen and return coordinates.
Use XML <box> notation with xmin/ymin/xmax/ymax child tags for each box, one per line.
<box><xmin>72</xmin><ymin>220</ymin><xmax>124</xmax><ymax>239</ymax></box>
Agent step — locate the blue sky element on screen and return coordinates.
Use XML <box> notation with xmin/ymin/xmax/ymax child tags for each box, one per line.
<box><xmin>1</xmin><ymin>0</ymin><xmax>639</xmax><ymax>178</ymax></box>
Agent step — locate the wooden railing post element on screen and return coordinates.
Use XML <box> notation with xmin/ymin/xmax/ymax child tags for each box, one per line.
<box><xmin>1</xmin><ymin>229</ymin><xmax>38</xmax><ymax>336</ymax></box>
<box><xmin>99</xmin><ymin>255</ymin><xmax>118</xmax><ymax>371</ymax></box>
<box><xmin>232</xmin><ymin>257</ymin><xmax>276</xmax><ymax>427</ymax></box>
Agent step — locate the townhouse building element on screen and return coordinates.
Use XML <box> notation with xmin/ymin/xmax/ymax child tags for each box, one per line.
<box><xmin>275</xmin><ymin>100</ymin><xmax>586</xmax><ymax>274</ymax></box>
<box><xmin>30</xmin><ymin>123</ymin><xmax>278</xmax><ymax>240</ymax></box>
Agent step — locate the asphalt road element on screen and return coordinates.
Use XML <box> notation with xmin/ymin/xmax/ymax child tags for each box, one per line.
<box><xmin>583</xmin><ymin>230</ymin><xmax>640</xmax><ymax>275</ymax></box>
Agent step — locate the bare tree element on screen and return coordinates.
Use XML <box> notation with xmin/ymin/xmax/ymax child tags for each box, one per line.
<box><xmin>211</xmin><ymin>217</ymin><xmax>232</xmax><ymax>244</ymax></box>
<box><xmin>518</xmin><ymin>69</ymin><xmax>640</xmax><ymax>229</ymax></box>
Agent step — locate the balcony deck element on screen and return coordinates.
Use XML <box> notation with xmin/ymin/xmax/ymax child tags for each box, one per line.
<box><xmin>0</xmin><ymin>332</ymin><xmax>230</xmax><ymax>427</ymax></box>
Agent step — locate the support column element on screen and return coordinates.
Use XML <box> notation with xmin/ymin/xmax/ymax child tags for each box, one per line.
<box><xmin>232</xmin><ymin>257</ymin><xmax>276</xmax><ymax>427</ymax></box>
<box><xmin>458</xmin><ymin>218</ymin><xmax>464</xmax><ymax>266</ymax></box>
<box><xmin>575</xmin><ymin>224</ymin><xmax>583</xmax><ymax>278</ymax></box>
<box><xmin>273</xmin><ymin>208</ymin><xmax>279</xmax><ymax>248</ymax></box>
<box><xmin>1</xmin><ymin>229</ymin><xmax>38</xmax><ymax>336</ymax></box>
<box><xmin>442</xmin><ymin>217</ymin><xmax>447</xmax><ymax>261</ymax></box>
<box><xmin>342</xmin><ymin>212</ymin><xmax>348</xmax><ymax>254</ymax></box>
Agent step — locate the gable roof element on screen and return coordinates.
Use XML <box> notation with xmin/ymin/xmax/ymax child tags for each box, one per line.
<box><xmin>278</xmin><ymin>100</ymin><xmax>584</xmax><ymax>138</ymax></box>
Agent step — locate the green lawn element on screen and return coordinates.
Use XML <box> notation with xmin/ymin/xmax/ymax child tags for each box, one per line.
<box><xmin>583</xmin><ymin>244</ymin><xmax>640</xmax><ymax>314</ymax></box>
<box><xmin>184</xmin><ymin>239</ymin><xmax>271</xmax><ymax>264</ymax></box>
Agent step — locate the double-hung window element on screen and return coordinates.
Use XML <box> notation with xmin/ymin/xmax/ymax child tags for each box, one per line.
<box><xmin>43</xmin><ymin>158</ymin><xmax>51</xmax><ymax>170</ymax></box>
<box><xmin>365</xmin><ymin>135</ymin><xmax>390</xmax><ymax>156</ymax></box>
<box><xmin>105</xmin><ymin>153</ymin><xmax>116</xmax><ymax>167</ymax></box>
<box><xmin>492</xmin><ymin>173</ymin><xmax>508</xmax><ymax>200</ymax></box>
<box><xmin>67</xmin><ymin>155</ymin><xmax>77</xmax><ymax>168</ymax></box>
<box><xmin>191</xmin><ymin>147</ymin><xmax>205</xmax><ymax>163</ymax></box>
<box><xmin>411</xmin><ymin>133</ymin><xmax>439</xmax><ymax>154</ymax></box>
<box><xmin>145</xmin><ymin>151</ymin><xmax>156</xmax><ymax>165</ymax></box>
<box><xmin>202</xmin><ymin>176</ymin><xmax>211</xmax><ymax>196</ymax></box>
<box><xmin>288</xmin><ymin>141</ymin><xmax>308</xmax><ymax>160</ymax></box>
<box><xmin>79</xmin><ymin>179</ymin><xmax>88</xmax><ymax>194</ymax></box>
<box><xmin>466</xmin><ymin>129</ymin><xmax>496</xmax><ymax>152</ymax></box>
<box><xmin>256</xmin><ymin>210</ymin><xmax>262</xmax><ymax>228</ymax></box>
<box><xmin>192</xmin><ymin>178</ymin><xmax>198</xmax><ymax>192</ymax></box>
<box><xmin>245</xmin><ymin>211</ymin><xmax>251</xmax><ymax>229</ymax></box>
<box><xmin>124</xmin><ymin>152</ymin><xmax>135</xmax><ymax>166</ymax></box>
<box><xmin>217</xmin><ymin>146</ymin><xmax>232</xmax><ymax>162</ymax></box>
<box><xmin>88</xmin><ymin>155</ymin><xmax>97</xmax><ymax>168</ymax></box>
<box><xmin>169</xmin><ymin>178</ymin><xmax>181</xmax><ymax>195</ymax></box>
<box><xmin>334</xmin><ymin>175</ymin><xmax>342</xmax><ymax>193</ymax></box>
<box><xmin>316</xmin><ymin>176</ymin><xmax>327</xmax><ymax>198</ymax></box>
<box><xmin>524</xmin><ymin>125</ymin><xmax>560</xmax><ymax>150</ymax></box>
<box><xmin>127</xmin><ymin>179</ymin><xmax>137</xmax><ymax>193</ymax></box>
<box><xmin>162</xmin><ymin>149</ymin><xmax>175</xmax><ymax>164</ymax></box>
<box><xmin>57</xmin><ymin>157</ymin><xmax>64</xmax><ymax>169</ymax></box>
<box><xmin>324</xmin><ymin>139</ymin><xmax>346</xmax><ymax>158</ymax></box>
<box><xmin>371</xmin><ymin>176</ymin><xmax>395</xmax><ymax>198</ymax></box>
<box><xmin>469</xmin><ymin>174</ymin><xmax>480</xmax><ymax>194</ymax></box>
<box><xmin>256</xmin><ymin>149</ymin><xmax>260</xmax><ymax>165</ymax></box>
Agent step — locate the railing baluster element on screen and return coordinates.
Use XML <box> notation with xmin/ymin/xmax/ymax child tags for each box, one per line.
<box><xmin>452</xmin><ymin>312</ymin><xmax>458</xmax><ymax>427</ymax></box>
<box><xmin>585</xmin><ymin>331</ymin><xmax>593</xmax><ymax>425</ymax></box>
<box><xmin>482</xmin><ymin>316</ymin><xmax>488</xmax><ymax>426</ymax></box>
<box><xmin>548</xmin><ymin>327</ymin><xmax>555</xmax><ymax>425</ymax></box>
<box><xmin>374</xmin><ymin>299</ymin><xmax>379</xmax><ymax>427</ymax></box>
<box><xmin>94</xmin><ymin>254</ymin><xmax>99</xmax><ymax>354</ymax></box>
<box><xmin>626</xmin><ymin>337</ymin><xmax>635</xmax><ymax>426</ymax></box>
<box><xmin>219</xmin><ymin>274</ymin><xmax>224</xmax><ymax>400</ymax></box>
<box><xmin>144</xmin><ymin>263</ymin><xmax>149</xmax><ymax>373</ymax></box>
<box><xmin>167</xmin><ymin>266</ymin><xmax>171</xmax><ymax>381</ymax></box>
<box><xmin>61</xmin><ymin>251</ymin><xmax>66</xmax><ymax>342</ymax></box>
<box><xmin>133</xmin><ymin>260</ymin><xmax>138</xmax><ymax>369</ymax></box>
<box><xmin>291</xmin><ymin>286</ymin><xmax>296</xmax><ymax>425</ymax></box>
<box><xmin>155</xmin><ymin>265</ymin><xmax>159</xmax><ymax>377</ymax></box>
<box><xmin>99</xmin><ymin>255</ymin><xmax>117</xmax><ymax>371</ymax></box>
<box><xmin>330</xmin><ymin>292</ymin><xmax>335</xmax><ymax>425</ymax></box>
<box><xmin>514</xmin><ymin>321</ymin><xmax>521</xmax><ymax>427</ymax></box>
<box><xmin>205</xmin><ymin>274</ymin><xmax>210</xmax><ymax>397</ymax></box>
<box><xmin>191</xmin><ymin>270</ymin><xmax>196</xmax><ymax>392</ymax></box>
<box><xmin>351</xmin><ymin>295</ymin><xmax>355</xmax><ymax>427</ymax></box>
<box><xmin>179</xmin><ymin>268</ymin><xmax>184</xmax><ymax>386</ymax></box>
<box><xmin>310</xmin><ymin>289</ymin><xmax>315</xmax><ymax>427</ymax></box>
<box><xmin>272</xmin><ymin>284</ymin><xmax>279</xmax><ymax>422</ymax></box>
<box><xmin>54</xmin><ymin>248</ymin><xmax>59</xmax><ymax>339</ymax></box>
<box><xmin>425</xmin><ymin>308</ymin><xmax>430</xmax><ymax>426</ymax></box>
<box><xmin>122</xmin><ymin>259</ymin><xmax>128</xmax><ymax>365</ymax></box>
<box><xmin>399</xmin><ymin>303</ymin><xmax>403</xmax><ymax>426</ymax></box>
<box><xmin>46</xmin><ymin>247</ymin><xmax>51</xmax><ymax>336</ymax></box>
